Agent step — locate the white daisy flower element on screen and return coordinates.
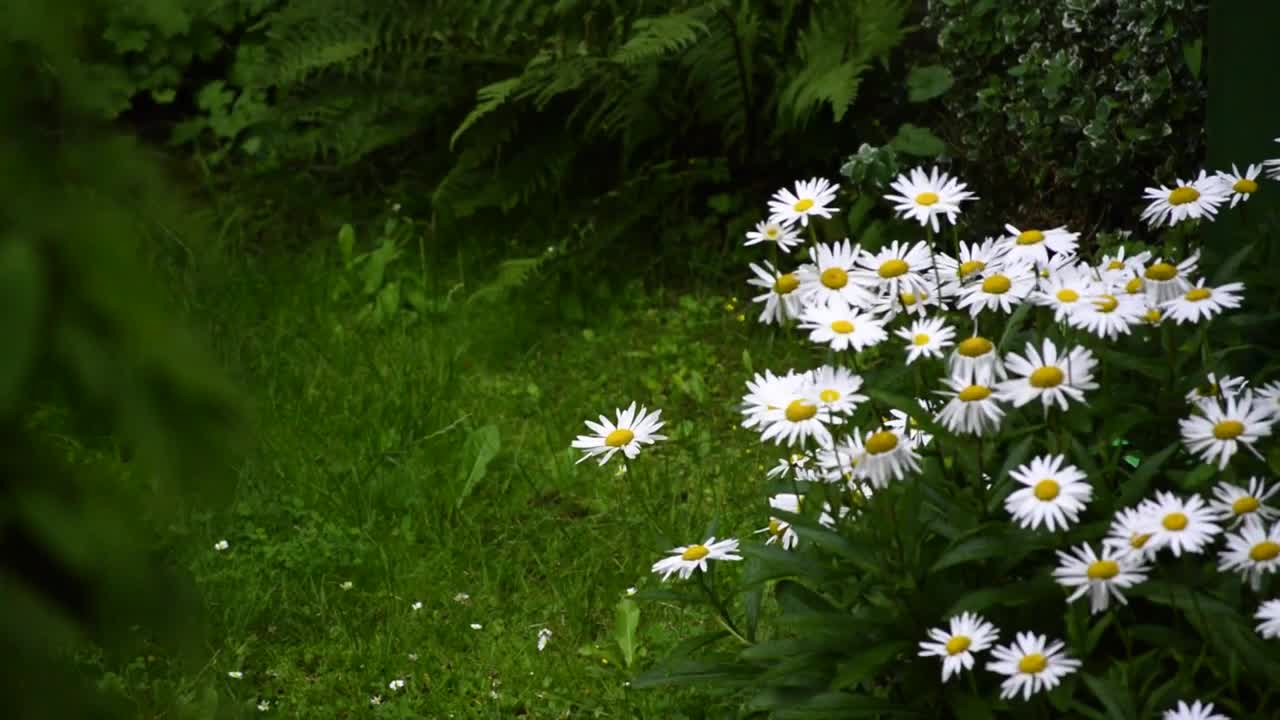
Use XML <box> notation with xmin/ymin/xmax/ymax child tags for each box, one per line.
<box><xmin>1216</xmin><ymin>163</ymin><xmax>1262</xmax><ymax>208</ymax></box>
<box><xmin>651</xmin><ymin>537</ymin><xmax>742</xmax><ymax>581</ymax></box>
<box><xmin>798</xmin><ymin>239</ymin><xmax>875</xmax><ymax>309</ymax></box>
<box><xmin>1209</xmin><ymin>477</ymin><xmax>1279</xmax><ymax>527</ymax></box>
<box><xmin>996</xmin><ymin>339</ymin><xmax>1098</xmax><ymax>412</ymax></box>
<box><xmin>1266</xmin><ymin>137</ymin><xmax>1280</xmax><ymax>180</ymax></box>
<box><xmin>769</xmin><ymin>177</ymin><xmax>839</xmax><ymax>227</ymax></box>
<box><xmin>870</xmin><ymin>286</ymin><xmax>942</xmax><ymax>321</ymax></box>
<box><xmin>741</xmin><ymin>369</ymin><xmax>808</xmax><ymax>430</ymax></box>
<box><xmin>1000</xmin><ymin>224</ymin><xmax>1079</xmax><ymax>268</ymax></box>
<box><xmin>1103</xmin><ymin>504</ymin><xmax>1161</xmax><ymax>560</ymax></box>
<box><xmin>1052</xmin><ymin>543</ymin><xmax>1149</xmax><ymax>614</ymax></box>
<box><xmin>917</xmin><ymin>612</ymin><xmax>1000</xmax><ymax>682</ymax></box>
<box><xmin>1140</xmin><ymin>171</ymin><xmax>1228</xmax><ymax>228</ymax></box>
<box><xmin>809</xmin><ymin>364</ymin><xmax>868</xmax><ymax>416</ymax></box>
<box><xmin>1179</xmin><ymin>391</ymin><xmax>1273</xmax><ymax>469</ymax></box>
<box><xmin>884</xmin><ymin>402</ymin><xmax>935</xmax><ymax>448</ymax></box>
<box><xmin>1144</xmin><ymin>491</ymin><xmax>1221</xmax><ymax>557</ymax></box>
<box><xmin>934</xmin><ymin>375</ymin><xmax>1005</xmax><ymax>436</ymax></box>
<box><xmin>798</xmin><ymin>297</ymin><xmax>888</xmax><ymax>353</ymax></box>
<box><xmin>214</xmin><ymin>540</ymin><xmax>230</xmax><ymax>552</ymax></box>
<box><xmin>1141</xmin><ymin>252</ymin><xmax>1199</xmax><ymax>304</ymax></box>
<box><xmin>571</xmin><ymin>402</ymin><xmax>667</xmax><ymax>466</ymax></box>
<box><xmin>1256</xmin><ymin>598</ymin><xmax>1280</xmax><ymax>639</ymax></box>
<box><xmin>848</xmin><ymin>426</ymin><xmax>921</xmax><ymax>488</ymax></box>
<box><xmin>1067</xmin><ymin>291</ymin><xmax>1145</xmax><ymax>341</ymax></box>
<box><xmin>755</xmin><ymin>493</ymin><xmax>802</xmax><ymax>550</ymax></box>
<box><xmin>1186</xmin><ymin>373</ymin><xmax>1249</xmax><ymax>412</ymax></box>
<box><xmin>1161</xmin><ymin>279</ymin><xmax>1244</xmax><ymax>325</ymax></box>
<box><xmin>883</xmin><ymin>166</ymin><xmax>978</xmax><ymax>232</ymax></box>
<box><xmin>1218</xmin><ymin>519</ymin><xmax>1280</xmax><ymax>590</ymax></box>
<box><xmin>933</xmin><ymin>238</ymin><xmax>1008</xmax><ymax>298</ymax></box>
<box><xmin>747</xmin><ymin>261</ymin><xmax>804</xmax><ymax>325</ymax></box>
<box><xmin>986</xmin><ymin>632</ymin><xmax>1081</xmax><ymax>701</ymax></box>
<box><xmin>956</xmin><ymin>263</ymin><xmax>1036</xmax><ymax>316</ymax></box>
<box><xmin>767</xmin><ymin>452</ymin><xmax>820</xmax><ymax>483</ymax></box>
<box><xmin>1004</xmin><ymin>454</ymin><xmax>1093</xmax><ymax>532</ymax></box>
<box><xmin>1163</xmin><ymin>700</ymin><xmax>1230</xmax><ymax>720</ymax></box>
<box><xmin>853</xmin><ymin>240</ymin><xmax>936</xmax><ymax>299</ymax></box>
<box><xmin>1256</xmin><ymin>380</ymin><xmax>1280</xmax><ymax>421</ymax></box>
<box><xmin>757</xmin><ymin>384</ymin><xmax>841</xmax><ymax>448</ymax></box>
<box><xmin>537</xmin><ymin>627</ymin><xmax>553</xmax><ymax>652</ymax></box>
<box><xmin>744</xmin><ymin>219</ymin><xmax>802</xmax><ymax>252</ymax></box>
<box><xmin>1097</xmin><ymin>246</ymin><xmax>1151</xmax><ymax>282</ymax></box>
<box><xmin>820</xmin><ymin>499</ymin><xmax>853</xmax><ymax>526</ymax></box>
<box><xmin>948</xmin><ymin>335</ymin><xmax>1007</xmax><ymax>385</ymax></box>
<box><xmin>896</xmin><ymin>316</ymin><xmax>955</xmax><ymax>364</ymax></box>
<box><xmin>1032</xmin><ymin>266</ymin><xmax>1099</xmax><ymax>322</ymax></box>
<box><xmin>814</xmin><ymin>436</ymin><xmax>862</xmax><ymax>485</ymax></box>
<box><xmin>1032</xmin><ymin>250</ymin><xmax>1082</xmax><ymax>284</ymax></box>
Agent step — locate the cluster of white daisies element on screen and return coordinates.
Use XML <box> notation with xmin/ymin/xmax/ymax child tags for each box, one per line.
<box><xmin>568</xmin><ymin>145</ymin><xmax>1280</xmax><ymax>713</ymax></box>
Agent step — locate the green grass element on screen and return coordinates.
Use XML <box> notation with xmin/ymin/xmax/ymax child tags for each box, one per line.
<box><xmin>82</xmin><ymin>248</ymin><xmax>817</xmax><ymax>719</ymax></box>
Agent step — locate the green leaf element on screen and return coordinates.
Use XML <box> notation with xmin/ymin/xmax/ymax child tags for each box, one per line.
<box><xmin>628</xmin><ymin>660</ymin><xmax>750</xmax><ymax>689</ymax></box>
<box><xmin>1181</xmin><ymin>37</ymin><xmax>1203</xmax><ymax>79</ymax></box>
<box><xmin>0</xmin><ymin>240</ymin><xmax>44</xmax><ymax>413</ymax></box>
<box><xmin>931</xmin><ymin>529</ymin><xmax>1032</xmax><ymax>572</ymax></box>
<box><xmin>946</xmin><ymin>576</ymin><xmax>1056</xmax><ymax>616</ymax></box>
<box><xmin>1212</xmin><ymin>241</ymin><xmax>1254</xmax><ymax>285</ymax></box>
<box><xmin>997</xmin><ymin>301</ymin><xmax>1033</xmax><ymax>353</ymax></box>
<box><xmin>337</xmin><ymin>223</ymin><xmax>355</xmax><ymax>264</ymax></box>
<box><xmin>774</xmin><ymin>579</ymin><xmax>837</xmax><ymax>616</ymax></box>
<box><xmin>890</xmin><ymin>123</ymin><xmax>946</xmax><ymax>157</ymax></box>
<box><xmin>613</xmin><ymin>597</ymin><xmax>640</xmax><ymax>668</ymax></box>
<box><xmin>1081</xmin><ymin>672</ymin><xmax>1136</xmax><ymax>720</ymax></box>
<box><xmin>831</xmin><ymin>640</ymin><xmax>910</xmax><ymax>689</ymax></box>
<box><xmin>775</xmin><ymin>692</ymin><xmax>923</xmax><ymax>718</ymax></box>
<box><xmin>455</xmin><ymin>424</ymin><xmax>501</xmax><ymax>508</ymax></box>
<box><xmin>906</xmin><ymin>65</ymin><xmax>954</xmax><ymax>102</ymax></box>
<box><xmin>741</xmin><ymin>543</ymin><xmax>831</xmax><ymax>585</ymax></box>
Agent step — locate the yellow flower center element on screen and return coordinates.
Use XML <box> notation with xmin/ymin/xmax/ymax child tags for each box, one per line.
<box><xmin>1162</xmin><ymin>512</ymin><xmax>1188</xmax><ymax>531</ymax></box>
<box><xmin>831</xmin><ymin>320</ymin><xmax>855</xmax><ymax>334</ymax></box>
<box><xmin>1033</xmin><ymin>479</ymin><xmax>1060</xmax><ymax>501</ymax></box>
<box><xmin>766</xmin><ymin>227</ymin><xmax>780</xmax><ymax>239</ymax></box>
<box><xmin>865</xmin><ymin>431</ymin><xmax>899</xmax><ymax>455</ymax></box>
<box><xmin>913</xmin><ymin>333</ymin><xmax>931</xmax><ymax>346</ymax></box>
<box><xmin>879</xmin><ymin>259</ymin><xmax>910</xmax><ymax>278</ymax></box>
<box><xmin>1130</xmin><ymin>533</ymin><xmax>1152</xmax><ymax>549</ymax></box>
<box><xmin>1232</xmin><ymin>496</ymin><xmax>1260</xmax><ymax>515</ymax></box>
<box><xmin>1213</xmin><ymin>420</ymin><xmax>1245</xmax><ymax>440</ymax></box>
<box><xmin>916</xmin><ymin>192</ymin><xmax>939</xmax><ymax>206</ymax></box>
<box><xmin>605</xmin><ymin>429</ymin><xmax>635</xmax><ymax>447</ymax></box>
<box><xmin>1234</xmin><ymin>178</ymin><xmax>1259</xmax><ymax>194</ymax></box>
<box><xmin>957</xmin><ymin>385</ymin><xmax>992</xmax><ymax>402</ymax></box>
<box><xmin>957</xmin><ymin>336</ymin><xmax>993</xmax><ymax>357</ymax></box>
<box><xmin>1143</xmin><ymin>308</ymin><xmax>1161</xmax><ymax>324</ymax></box>
<box><xmin>1250</xmin><ymin>541</ymin><xmax>1280</xmax><ymax>562</ymax></box>
<box><xmin>958</xmin><ymin>260</ymin><xmax>986</xmax><ymax>278</ymax></box>
<box><xmin>774</xmin><ymin>273</ymin><xmax>800</xmax><ymax>294</ymax></box>
<box><xmin>1126</xmin><ymin>277</ymin><xmax>1144</xmax><ymax>294</ymax></box>
<box><xmin>681</xmin><ymin>544</ymin><xmax>710</xmax><ymax>561</ymax></box>
<box><xmin>1185</xmin><ymin>287</ymin><xmax>1211</xmax><ymax>302</ymax></box>
<box><xmin>982</xmin><ymin>274</ymin><xmax>1012</xmax><ymax>294</ymax></box>
<box><xmin>819</xmin><ymin>389</ymin><xmax>841</xmax><ymax>403</ymax></box>
<box><xmin>785</xmin><ymin>400</ymin><xmax>818</xmax><ymax>422</ymax></box>
<box><xmin>1107</xmin><ymin>259</ymin><xmax>1125</xmax><ymax>270</ymax></box>
<box><xmin>1095</xmin><ymin>294</ymin><xmax>1119</xmax><ymax>313</ymax></box>
<box><xmin>945</xmin><ymin>636</ymin><xmax>971</xmax><ymax>655</ymax></box>
<box><xmin>1029</xmin><ymin>366</ymin><xmax>1065</xmax><ymax>388</ymax></box>
<box><xmin>1168</xmin><ymin>187</ymin><xmax>1200</xmax><ymax>205</ymax></box>
<box><xmin>1056</xmin><ymin>288</ymin><xmax>1079</xmax><ymax>303</ymax></box>
<box><xmin>1018</xmin><ymin>654</ymin><xmax>1047</xmax><ymax>674</ymax></box>
<box><xmin>1015</xmin><ymin>229</ymin><xmax>1044</xmax><ymax>246</ymax></box>
<box><xmin>900</xmin><ymin>292</ymin><xmax>918</xmax><ymax>306</ymax></box>
<box><xmin>793</xmin><ymin>198</ymin><xmax>815</xmax><ymax>212</ymax></box>
<box><xmin>1086</xmin><ymin>560</ymin><xmax>1120</xmax><ymax>580</ymax></box>
<box><xmin>1145</xmin><ymin>262</ymin><xmax>1178</xmax><ymax>281</ymax></box>
<box><xmin>768</xmin><ymin>518</ymin><xmax>785</xmax><ymax>538</ymax></box>
<box><xmin>821</xmin><ymin>267</ymin><xmax>849</xmax><ymax>289</ymax></box>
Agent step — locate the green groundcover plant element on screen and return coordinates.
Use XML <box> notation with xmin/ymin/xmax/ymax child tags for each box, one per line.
<box><xmin>566</xmin><ymin>145</ymin><xmax>1280</xmax><ymax>717</ymax></box>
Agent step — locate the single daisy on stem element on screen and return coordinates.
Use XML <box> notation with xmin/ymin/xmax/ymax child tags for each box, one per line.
<box><xmin>986</xmin><ymin>632</ymin><xmax>1081</xmax><ymax>701</ymax></box>
<box><xmin>651</xmin><ymin>537</ymin><xmax>742</xmax><ymax>581</ymax></box>
<box><xmin>744</xmin><ymin>219</ymin><xmax>802</xmax><ymax>252</ymax></box>
<box><xmin>883</xmin><ymin>166</ymin><xmax>977</xmax><ymax>233</ymax></box>
<box><xmin>917</xmin><ymin>612</ymin><xmax>1000</xmax><ymax>682</ymax></box>
<box><xmin>895</xmin><ymin>316</ymin><xmax>955</xmax><ymax>364</ymax></box>
<box><xmin>768</xmin><ymin>178</ymin><xmax>839</xmax><ymax>227</ymax></box>
<box><xmin>1179</xmin><ymin>391</ymin><xmax>1273</xmax><ymax>469</ymax></box>
<box><xmin>1052</xmin><ymin>543</ymin><xmax>1149</xmax><ymax>614</ymax></box>
<box><xmin>1209</xmin><ymin>476</ymin><xmax>1280</xmax><ymax>527</ymax></box>
<box><xmin>1217</xmin><ymin>519</ymin><xmax>1280</xmax><ymax>590</ymax></box>
<box><xmin>1004</xmin><ymin>454</ymin><xmax>1093</xmax><ymax>532</ymax></box>
<box><xmin>1143</xmin><ymin>491</ymin><xmax>1221</xmax><ymax>557</ymax></box>
<box><xmin>1216</xmin><ymin>163</ymin><xmax>1262</xmax><ymax>208</ymax></box>
<box><xmin>571</xmin><ymin>403</ymin><xmax>667</xmax><ymax>465</ymax></box>
<box><xmin>996</xmin><ymin>339</ymin><xmax>1099</xmax><ymax>412</ymax></box>
<box><xmin>1140</xmin><ymin>171</ymin><xmax>1228</xmax><ymax>228</ymax></box>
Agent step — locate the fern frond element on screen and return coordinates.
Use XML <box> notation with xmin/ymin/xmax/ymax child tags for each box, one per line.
<box><xmin>450</xmin><ymin>76</ymin><xmax>523</xmax><ymax>149</ymax></box>
<box><xmin>467</xmin><ymin>255</ymin><xmax>547</xmax><ymax>304</ymax></box>
<box><xmin>611</xmin><ymin>9</ymin><xmax>711</xmax><ymax>65</ymax></box>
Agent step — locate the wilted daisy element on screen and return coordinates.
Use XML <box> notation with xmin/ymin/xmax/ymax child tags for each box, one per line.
<box><xmin>1052</xmin><ymin>543</ymin><xmax>1149</xmax><ymax>614</ymax></box>
<box><xmin>1216</xmin><ymin>163</ymin><xmax>1262</xmax><ymax>208</ymax></box>
<box><xmin>1256</xmin><ymin>598</ymin><xmax>1280</xmax><ymax>639</ymax></box>
<box><xmin>948</xmin><ymin>335</ymin><xmax>1007</xmax><ymax>384</ymax></box>
<box><xmin>1103</xmin><ymin>504</ymin><xmax>1160</xmax><ymax>560</ymax></box>
<box><xmin>1068</xmin><ymin>291</ymin><xmax>1145</xmax><ymax>340</ymax></box>
<box><xmin>883</xmin><ymin>166</ymin><xmax>977</xmax><ymax>232</ymax></box>
<box><xmin>572</xmin><ymin>402</ymin><xmax>667</xmax><ymax>465</ymax></box>
<box><xmin>809</xmin><ymin>364</ymin><xmax>868</xmax><ymax>416</ymax></box>
<box><xmin>1005</xmin><ymin>454</ymin><xmax>1093</xmax><ymax>532</ymax></box>
<box><xmin>1218</xmin><ymin>519</ymin><xmax>1280</xmax><ymax>590</ymax></box>
<box><xmin>1179</xmin><ymin>391</ymin><xmax>1273</xmax><ymax>469</ymax></box>
<box><xmin>896</xmin><ymin>316</ymin><xmax>955</xmax><ymax>364</ymax></box>
<box><xmin>934</xmin><ymin>375</ymin><xmax>1005</xmax><ymax>436</ymax></box>
<box><xmin>1186</xmin><ymin>373</ymin><xmax>1249</xmax><ymax>412</ymax></box>
<box><xmin>747</xmin><ymin>261</ymin><xmax>804</xmax><ymax>325</ymax></box>
<box><xmin>1162</xmin><ymin>279</ymin><xmax>1244</xmax><ymax>325</ymax></box>
<box><xmin>956</xmin><ymin>263</ymin><xmax>1036</xmax><ymax>316</ymax></box>
<box><xmin>651</xmin><ymin>537</ymin><xmax>742</xmax><ymax>581</ymax></box>
<box><xmin>987</xmin><ymin>632</ymin><xmax>1081</xmax><ymax>701</ymax></box>
<box><xmin>1140</xmin><ymin>171</ymin><xmax>1228</xmax><ymax>228</ymax></box>
<box><xmin>854</xmin><ymin>240</ymin><xmax>936</xmax><ymax>298</ymax></box>
<box><xmin>768</xmin><ymin>177</ymin><xmax>839</xmax><ymax>227</ymax></box>
<box><xmin>997</xmin><ymin>339</ymin><xmax>1098</xmax><ymax>412</ymax></box>
<box><xmin>1163</xmin><ymin>700</ymin><xmax>1230</xmax><ymax>720</ymax></box>
<box><xmin>744</xmin><ymin>219</ymin><xmax>802</xmax><ymax>252</ymax></box>
<box><xmin>798</xmin><ymin>239</ymin><xmax>874</xmax><ymax>309</ymax></box>
<box><xmin>755</xmin><ymin>493</ymin><xmax>802</xmax><ymax>550</ymax></box>
<box><xmin>1142</xmin><ymin>252</ymin><xmax>1199</xmax><ymax>304</ymax></box>
<box><xmin>537</xmin><ymin>627</ymin><xmax>553</xmax><ymax>652</ymax></box>
<box><xmin>848</xmin><ymin>426</ymin><xmax>921</xmax><ymax>488</ymax></box>
<box><xmin>799</xmin><ymin>298</ymin><xmax>888</xmax><ymax>353</ymax></box>
<box><xmin>917</xmin><ymin>612</ymin><xmax>1000</xmax><ymax>682</ymax></box>
<box><xmin>934</xmin><ymin>238</ymin><xmax>1007</xmax><ymax>298</ymax></box>
<box><xmin>1000</xmin><ymin>224</ymin><xmax>1079</xmax><ymax>268</ymax></box>
<box><xmin>1209</xmin><ymin>477</ymin><xmax>1279</xmax><ymax>526</ymax></box>
<box><xmin>1144</xmin><ymin>491</ymin><xmax>1221</xmax><ymax>557</ymax></box>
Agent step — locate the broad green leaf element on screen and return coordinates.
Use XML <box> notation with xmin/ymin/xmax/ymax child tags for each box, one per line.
<box><xmin>831</xmin><ymin>640</ymin><xmax>910</xmax><ymax>689</ymax></box>
<box><xmin>337</xmin><ymin>223</ymin><xmax>355</xmax><ymax>263</ymax></box>
<box><xmin>613</xmin><ymin>597</ymin><xmax>640</xmax><ymax>668</ymax></box>
<box><xmin>741</xmin><ymin>543</ymin><xmax>830</xmax><ymax>585</ymax></box>
<box><xmin>906</xmin><ymin>65</ymin><xmax>954</xmax><ymax>102</ymax></box>
<box><xmin>455</xmin><ymin>424</ymin><xmax>500</xmax><ymax>508</ymax></box>
<box><xmin>890</xmin><ymin>123</ymin><xmax>946</xmax><ymax>157</ymax></box>
<box><xmin>0</xmin><ymin>240</ymin><xmax>43</xmax><ymax>413</ymax></box>
<box><xmin>629</xmin><ymin>660</ymin><xmax>751</xmax><ymax>689</ymax></box>
<box><xmin>946</xmin><ymin>576</ymin><xmax>1057</xmax><ymax>615</ymax></box>
<box><xmin>1181</xmin><ymin>37</ymin><xmax>1203</xmax><ymax>79</ymax></box>
<box><xmin>931</xmin><ymin>530</ymin><xmax>1030</xmax><ymax>572</ymax></box>
<box><xmin>1212</xmin><ymin>241</ymin><xmax>1254</xmax><ymax>285</ymax></box>
<box><xmin>774</xmin><ymin>579</ymin><xmax>837</xmax><ymax>616</ymax></box>
<box><xmin>1081</xmin><ymin>672</ymin><xmax>1136</xmax><ymax>720</ymax></box>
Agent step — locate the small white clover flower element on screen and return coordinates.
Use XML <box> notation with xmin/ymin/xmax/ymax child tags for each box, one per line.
<box><xmin>389</xmin><ymin>678</ymin><xmax>405</xmax><ymax>691</ymax></box>
<box><xmin>411</xmin><ymin>601</ymin><xmax>422</xmax><ymax>611</ymax></box>
<box><xmin>257</xmin><ymin>700</ymin><xmax>271</xmax><ymax>712</ymax></box>
<box><xmin>537</xmin><ymin>627</ymin><xmax>553</xmax><ymax>652</ymax></box>
<box><xmin>214</xmin><ymin>540</ymin><xmax>230</xmax><ymax>552</ymax></box>
<box><xmin>470</xmin><ymin>623</ymin><xmax>483</xmax><ymax>630</ymax></box>
<box><xmin>340</xmin><ymin>580</ymin><xmax>353</xmax><ymax>591</ymax></box>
